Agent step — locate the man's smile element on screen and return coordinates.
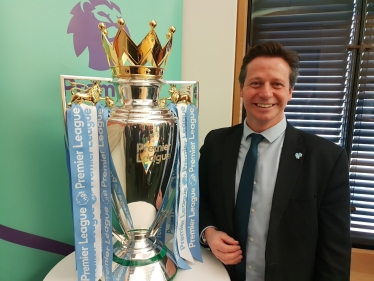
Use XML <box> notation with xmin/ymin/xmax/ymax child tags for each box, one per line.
<box><xmin>255</xmin><ymin>103</ymin><xmax>274</xmax><ymax>108</ymax></box>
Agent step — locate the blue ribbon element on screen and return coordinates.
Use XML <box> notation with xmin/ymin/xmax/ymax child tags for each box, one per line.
<box><xmin>96</xmin><ymin>103</ymin><xmax>113</xmax><ymax>281</ymax></box>
<box><xmin>66</xmin><ymin>104</ymin><xmax>97</xmax><ymax>281</ymax></box>
<box><xmin>112</xmin><ymin>241</ymin><xmax>128</xmax><ymax>280</ymax></box>
<box><xmin>151</xmin><ymin>122</ymin><xmax>178</xmax><ymax>243</ymax></box>
<box><xmin>168</xmin><ymin>103</ymin><xmax>191</xmax><ymax>270</ymax></box>
<box><xmin>186</xmin><ymin>104</ymin><xmax>202</xmax><ymax>262</ymax></box>
<box><xmin>109</xmin><ymin>156</ymin><xmax>134</xmax><ymax>235</ymax></box>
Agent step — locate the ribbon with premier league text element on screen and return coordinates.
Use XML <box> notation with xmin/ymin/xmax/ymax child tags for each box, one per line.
<box><xmin>86</xmin><ymin>104</ymin><xmax>103</xmax><ymax>280</ymax></box>
<box><xmin>96</xmin><ymin>103</ymin><xmax>113</xmax><ymax>281</ymax></box>
<box><xmin>66</xmin><ymin>104</ymin><xmax>102</xmax><ymax>281</ymax></box>
<box><xmin>185</xmin><ymin>104</ymin><xmax>202</xmax><ymax>262</ymax></box>
<box><xmin>176</xmin><ymin>103</ymin><xmax>194</xmax><ymax>263</ymax></box>
<box><xmin>109</xmin><ymin>155</ymin><xmax>134</xmax><ymax>234</ymax></box>
<box><xmin>159</xmin><ymin>102</ymin><xmax>191</xmax><ymax>270</ymax></box>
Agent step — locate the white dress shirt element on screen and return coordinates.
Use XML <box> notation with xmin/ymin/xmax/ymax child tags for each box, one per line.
<box><xmin>235</xmin><ymin>118</ymin><xmax>286</xmax><ymax>281</ymax></box>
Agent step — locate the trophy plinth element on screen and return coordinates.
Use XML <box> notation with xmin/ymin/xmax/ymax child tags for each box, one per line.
<box><xmin>112</xmin><ymin>231</ymin><xmax>176</xmax><ymax>281</ymax></box>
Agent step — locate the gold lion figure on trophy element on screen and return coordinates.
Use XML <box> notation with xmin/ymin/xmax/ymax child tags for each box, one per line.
<box><xmin>157</xmin><ymin>85</ymin><xmax>193</xmax><ymax>108</ymax></box>
<box><xmin>168</xmin><ymin>84</ymin><xmax>192</xmax><ymax>104</ymax></box>
<box><xmin>67</xmin><ymin>80</ymin><xmax>114</xmax><ymax>108</ymax></box>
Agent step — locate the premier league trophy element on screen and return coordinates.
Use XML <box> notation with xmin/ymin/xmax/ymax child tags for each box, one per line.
<box><xmin>63</xmin><ymin>17</ymin><xmax>201</xmax><ymax>281</ymax></box>
<box><xmin>98</xmin><ymin>18</ymin><xmax>178</xmax><ymax>280</ymax></box>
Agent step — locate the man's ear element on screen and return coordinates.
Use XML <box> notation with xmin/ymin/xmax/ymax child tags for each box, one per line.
<box><xmin>240</xmin><ymin>85</ymin><xmax>243</xmax><ymax>98</ymax></box>
<box><xmin>288</xmin><ymin>87</ymin><xmax>294</xmax><ymax>101</ymax></box>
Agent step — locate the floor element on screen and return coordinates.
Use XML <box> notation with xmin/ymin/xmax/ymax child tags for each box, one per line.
<box><xmin>350</xmin><ymin>248</ymin><xmax>374</xmax><ymax>281</ymax></box>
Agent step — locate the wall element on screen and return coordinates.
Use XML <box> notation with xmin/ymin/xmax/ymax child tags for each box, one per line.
<box><xmin>0</xmin><ymin>1</ymin><xmax>183</xmax><ymax>280</ymax></box>
<box><xmin>0</xmin><ymin>0</ymin><xmax>238</xmax><ymax>279</ymax></box>
<box><xmin>182</xmin><ymin>0</ymin><xmax>238</xmax><ymax>146</ymax></box>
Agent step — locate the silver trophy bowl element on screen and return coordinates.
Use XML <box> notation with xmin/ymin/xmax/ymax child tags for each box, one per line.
<box><xmin>107</xmin><ymin>79</ymin><xmax>178</xmax><ymax>280</ymax></box>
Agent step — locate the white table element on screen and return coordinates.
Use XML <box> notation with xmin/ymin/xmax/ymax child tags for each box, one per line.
<box><xmin>44</xmin><ymin>246</ymin><xmax>230</xmax><ymax>281</ymax></box>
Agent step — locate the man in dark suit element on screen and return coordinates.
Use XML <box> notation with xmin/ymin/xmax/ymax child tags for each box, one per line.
<box><xmin>199</xmin><ymin>42</ymin><xmax>351</xmax><ymax>281</ymax></box>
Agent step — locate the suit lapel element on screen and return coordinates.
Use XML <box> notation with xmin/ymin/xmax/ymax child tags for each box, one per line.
<box><xmin>266</xmin><ymin>124</ymin><xmax>305</xmax><ymax>245</ymax></box>
<box><xmin>221</xmin><ymin>124</ymin><xmax>243</xmax><ymax>234</ymax></box>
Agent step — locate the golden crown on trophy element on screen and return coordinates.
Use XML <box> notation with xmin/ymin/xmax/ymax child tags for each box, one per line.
<box><xmin>98</xmin><ymin>18</ymin><xmax>176</xmax><ymax>79</ymax></box>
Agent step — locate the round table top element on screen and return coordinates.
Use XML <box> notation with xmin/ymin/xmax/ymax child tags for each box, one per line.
<box><xmin>44</xmin><ymin>246</ymin><xmax>230</xmax><ymax>281</ymax></box>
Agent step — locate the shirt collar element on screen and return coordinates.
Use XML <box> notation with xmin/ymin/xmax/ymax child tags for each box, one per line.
<box><xmin>243</xmin><ymin>117</ymin><xmax>287</xmax><ymax>143</ymax></box>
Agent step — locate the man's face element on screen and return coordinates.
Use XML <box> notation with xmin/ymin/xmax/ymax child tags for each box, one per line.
<box><xmin>240</xmin><ymin>56</ymin><xmax>293</xmax><ymax>132</ymax></box>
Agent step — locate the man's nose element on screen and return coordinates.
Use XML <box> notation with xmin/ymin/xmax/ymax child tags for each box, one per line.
<box><xmin>259</xmin><ymin>83</ymin><xmax>273</xmax><ymax>98</ymax></box>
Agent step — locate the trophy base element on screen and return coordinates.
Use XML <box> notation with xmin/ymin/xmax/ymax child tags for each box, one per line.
<box><xmin>112</xmin><ymin>229</ymin><xmax>178</xmax><ymax>281</ymax></box>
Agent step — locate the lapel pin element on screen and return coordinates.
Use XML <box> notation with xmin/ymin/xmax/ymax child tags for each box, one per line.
<box><xmin>295</xmin><ymin>152</ymin><xmax>303</xmax><ymax>159</ymax></box>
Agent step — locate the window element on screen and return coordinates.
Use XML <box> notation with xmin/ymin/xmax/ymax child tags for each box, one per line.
<box><xmin>350</xmin><ymin>0</ymin><xmax>374</xmax><ymax>248</ymax></box>
<box><xmin>248</xmin><ymin>0</ymin><xmax>374</xmax><ymax>248</ymax></box>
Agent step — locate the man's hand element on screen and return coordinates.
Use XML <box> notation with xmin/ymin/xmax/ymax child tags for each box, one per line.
<box><xmin>205</xmin><ymin>228</ymin><xmax>242</xmax><ymax>265</ymax></box>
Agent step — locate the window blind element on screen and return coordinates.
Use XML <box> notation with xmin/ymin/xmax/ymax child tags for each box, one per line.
<box><xmin>250</xmin><ymin>0</ymin><xmax>374</xmax><ymax>246</ymax></box>
<box><xmin>251</xmin><ymin>0</ymin><xmax>355</xmax><ymax>145</ymax></box>
<box><xmin>350</xmin><ymin>0</ymin><xmax>374</xmax><ymax>246</ymax></box>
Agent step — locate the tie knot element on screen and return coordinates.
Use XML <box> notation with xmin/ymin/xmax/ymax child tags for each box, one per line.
<box><xmin>250</xmin><ymin>133</ymin><xmax>264</xmax><ymax>146</ymax></box>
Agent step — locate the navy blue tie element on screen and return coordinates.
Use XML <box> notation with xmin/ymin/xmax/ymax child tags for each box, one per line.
<box><xmin>234</xmin><ymin>133</ymin><xmax>264</xmax><ymax>280</ymax></box>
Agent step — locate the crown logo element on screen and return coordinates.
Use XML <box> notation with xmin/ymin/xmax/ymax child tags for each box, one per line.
<box><xmin>98</xmin><ymin>18</ymin><xmax>176</xmax><ymax>79</ymax></box>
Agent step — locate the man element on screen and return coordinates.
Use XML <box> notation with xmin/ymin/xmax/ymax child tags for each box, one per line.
<box><xmin>199</xmin><ymin>42</ymin><xmax>351</xmax><ymax>281</ymax></box>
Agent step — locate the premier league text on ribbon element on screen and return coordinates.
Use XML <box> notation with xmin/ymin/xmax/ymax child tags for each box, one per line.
<box><xmin>176</xmin><ymin>104</ymin><xmax>194</xmax><ymax>263</ymax></box>
<box><xmin>97</xmin><ymin>104</ymin><xmax>113</xmax><ymax>281</ymax></box>
<box><xmin>84</xmin><ymin>105</ymin><xmax>102</xmax><ymax>280</ymax></box>
<box><xmin>67</xmin><ymin>105</ymin><xmax>97</xmax><ymax>281</ymax></box>
<box><xmin>178</xmin><ymin>105</ymin><xmax>188</xmax><ymax>252</ymax></box>
<box><xmin>186</xmin><ymin>104</ymin><xmax>202</xmax><ymax>261</ymax></box>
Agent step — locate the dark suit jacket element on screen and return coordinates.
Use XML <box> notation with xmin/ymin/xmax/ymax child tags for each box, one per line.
<box><xmin>199</xmin><ymin>122</ymin><xmax>351</xmax><ymax>281</ymax></box>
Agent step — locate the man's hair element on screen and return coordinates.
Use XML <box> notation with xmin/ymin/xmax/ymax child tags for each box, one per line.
<box><xmin>238</xmin><ymin>41</ymin><xmax>299</xmax><ymax>88</ymax></box>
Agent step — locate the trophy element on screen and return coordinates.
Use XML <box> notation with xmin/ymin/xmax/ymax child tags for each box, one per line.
<box><xmin>98</xmin><ymin>19</ymin><xmax>178</xmax><ymax>280</ymax></box>
<box><xmin>63</xmin><ymin>17</ymin><xmax>201</xmax><ymax>281</ymax></box>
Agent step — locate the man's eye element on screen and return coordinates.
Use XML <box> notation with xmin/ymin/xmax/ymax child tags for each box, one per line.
<box><xmin>251</xmin><ymin>82</ymin><xmax>260</xmax><ymax>87</ymax></box>
<box><xmin>273</xmin><ymin>83</ymin><xmax>283</xmax><ymax>88</ymax></box>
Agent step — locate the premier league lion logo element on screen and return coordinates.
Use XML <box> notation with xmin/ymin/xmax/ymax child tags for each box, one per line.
<box><xmin>67</xmin><ymin>0</ymin><xmax>130</xmax><ymax>70</ymax></box>
<box><xmin>76</xmin><ymin>191</ymin><xmax>89</xmax><ymax>205</ymax></box>
<box><xmin>189</xmin><ymin>174</ymin><xmax>197</xmax><ymax>186</ymax></box>
<box><xmin>101</xmin><ymin>189</ymin><xmax>110</xmax><ymax>204</ymax></box>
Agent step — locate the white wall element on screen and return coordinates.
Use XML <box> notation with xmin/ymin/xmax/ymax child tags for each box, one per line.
<box><xmin>182</xmin><ymin>0</ymin><xmax>238</xmax><ymax>146</ymax></box>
